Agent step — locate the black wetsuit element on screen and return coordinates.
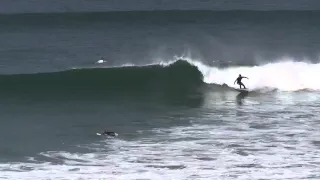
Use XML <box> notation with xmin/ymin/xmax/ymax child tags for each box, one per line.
<box><xmin>235</xmin><ymin>76</ymin><xmax>247</xmax><ymax>89</ymax></box>
<box><xmin>102</xmin><ymin>131</ymin><xmax>116</xmax><ymax>137</ymax></box>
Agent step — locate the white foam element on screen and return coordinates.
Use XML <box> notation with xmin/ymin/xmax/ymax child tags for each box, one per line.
<box><xmin>205</xmin><ymin>61</ymin><xmax>320</xmax><ymax>91</ymax></box>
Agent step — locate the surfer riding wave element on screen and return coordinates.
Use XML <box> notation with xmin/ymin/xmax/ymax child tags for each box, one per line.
<box><xmin>234</xmin><ymin>74</ymin><xmax>248</xmax><ymax>89</ymax></box>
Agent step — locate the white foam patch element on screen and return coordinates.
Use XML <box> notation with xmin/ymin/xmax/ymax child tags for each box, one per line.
<box><xmin>203</xmin><ymin>61</ymin><xmax>320</xmax><ymax>91</ymax></box>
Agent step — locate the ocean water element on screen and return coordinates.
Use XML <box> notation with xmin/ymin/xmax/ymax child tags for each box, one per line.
<box><xmin>1</xmin><ymin>1</ymin><xmax>320</xmax><ymax>179</ymax></box>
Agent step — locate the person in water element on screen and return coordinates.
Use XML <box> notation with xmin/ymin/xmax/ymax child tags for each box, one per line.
<box><xmin>234</xmin><ymin>74</ymin><xmax>248</xmax><ymax>89</ymax></box>
<box><xmin>102</xmin><ymin>130</ymin><xmax>117</xmax><ymax>137</ymax></box>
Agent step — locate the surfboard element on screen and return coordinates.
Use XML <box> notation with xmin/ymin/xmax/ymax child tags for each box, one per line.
<box><xmin>235</xmin><ymin>88</ymin><xmax>249</xmax><ymax>93</ymax></box>
<box><xmin>96</xmin><ymin>133</ymin><xmax>102</xmax><ymax>136</ymax></box>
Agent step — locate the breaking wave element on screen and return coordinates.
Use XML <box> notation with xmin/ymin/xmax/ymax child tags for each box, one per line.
<box><xmin>0</xmin><ymin>58</ymin><xmax>319</xmax><ymax>99</ymax></box>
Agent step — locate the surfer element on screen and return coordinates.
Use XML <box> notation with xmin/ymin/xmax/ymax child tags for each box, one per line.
<box><xmin>234</xmin><ymin>74</ymin><xmax>248</xmax><ymax>89</ymax></box>
<box><xmin>102</xmin><ymin>130</ymin><xmax>117</xmax><ymax>137</ymax></box>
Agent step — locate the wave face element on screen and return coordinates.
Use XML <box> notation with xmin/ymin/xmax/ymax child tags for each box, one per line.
<box><xmin>0</xmin><ymin>60</ymin><xmax>203</xmax><ymax>98</ymax></box>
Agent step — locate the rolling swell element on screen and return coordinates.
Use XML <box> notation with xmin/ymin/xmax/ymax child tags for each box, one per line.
<box><xmin>0</xmin><ymin>60</ymin><xmax>204</xmax><ymax>99</ymax></box>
